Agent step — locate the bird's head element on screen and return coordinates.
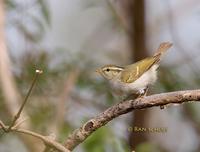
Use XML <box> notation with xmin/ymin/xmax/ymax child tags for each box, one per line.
<box><xmin>96</xmin><ymin>65</ymin><xmax>123</xmax><ymax>80</ymax></box>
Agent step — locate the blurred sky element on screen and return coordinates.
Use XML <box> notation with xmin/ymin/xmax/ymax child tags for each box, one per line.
<box><xmin>6</xmin><ymin>0</ymin><xmax>200</xmax><ymax>69</ymax></box>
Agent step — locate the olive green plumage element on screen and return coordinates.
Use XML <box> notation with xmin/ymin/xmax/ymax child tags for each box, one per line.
<box><xmin>96</xmin><ymin>42</ymin><xmax>173</xmax><ymax>97</ymax></box>
<box><xmin>121</xmin><ymin>42</ymin><xmax>172</xmax><ymax>83</ymax></box>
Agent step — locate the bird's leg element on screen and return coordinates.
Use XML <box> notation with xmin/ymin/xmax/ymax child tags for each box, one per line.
<box><xmin>138</xmin><ymin>87</ymin><xmax>165</xmax><ymax>109</ymax></box>
<box><xmin>125</xmin><ymin>86</ymin><xmax>149</xmax><ymax>100</ymax></box>
<box><xmin>137</xmin><ymin>87</ymin><xmax>165</xmax><ymax>109</ymax></box>
<box><xmin>135</xmin><ymin>87</ymin><xmax>165</xmax><ymax>109</ymax></box>
<box><xmin>137</xmin><ymin>86</ymin><xmax>149</xmax><ymax>98</ymax></box>
<box><xmin>143</xmin><ymin>86</ymin><xmax>149</xmax><ymax>96</ymax></box>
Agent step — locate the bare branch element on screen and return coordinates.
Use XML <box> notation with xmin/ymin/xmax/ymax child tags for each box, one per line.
<box><xmin>0</xmin><ymin>68</ymin><xmax>71</xmax><ymax>152</ymax></box>
<box><xmin>7</xmin><ymin>70</ymin><xmax>43</xmax><ymax>132</ymax></box>
<box><xmin>15</xmin><ymin>129</ymin><xmax>70</xmax><ymax>152</ymax></box>
<box><xmin>0</xmin><ymin>120</ymin><xmax>70</xmax><ymax>152</ymax></box>
<box><xmin>64</xmin><ymin>89</ymin><xmax>200</xmax><ymax>150</ymax></box>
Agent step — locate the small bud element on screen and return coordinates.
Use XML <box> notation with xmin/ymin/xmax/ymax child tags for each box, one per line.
<box><xmin>36</xmin><ymin>69</ymin><xmax>43</xmax><ymax>74</ymax></box>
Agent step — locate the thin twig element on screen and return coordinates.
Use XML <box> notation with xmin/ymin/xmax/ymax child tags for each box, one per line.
<box><xmin>7</xmin><ymin>70</ymin><xmax>43</xmax><ymax>132</ymax></box>
<box><xmin>15</xmin><ymin>129</ymin><xmax>70</xmax><ymax>152</ymax></box>
<box><xmin>64</xmin><ymin>89</ymin><xmax>200</xmax><ymax>150</ymax></box>
<box><xmin>0</xmin><ymin>120</ymin><xmax>70</xmax><ymax>152</ymax></box>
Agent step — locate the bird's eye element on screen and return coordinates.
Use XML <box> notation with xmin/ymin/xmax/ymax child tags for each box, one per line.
<box><xmin>106</xmin><ymin>68</ymin><xmax>110</xmax><ymax>72</ymax></box>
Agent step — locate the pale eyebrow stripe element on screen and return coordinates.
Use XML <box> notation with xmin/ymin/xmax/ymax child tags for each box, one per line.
<box><xmin>103</xmin><ymin>67</ymin><xmax>123</xmax><ymax>71</ymax></box>
<box><xmin>111</xmin><ymin>67</ymin><xmax>123</xmax><ymax>71</ymax></box>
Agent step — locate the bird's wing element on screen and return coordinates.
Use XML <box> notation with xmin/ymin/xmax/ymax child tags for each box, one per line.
<box><xmin>120</xmin><ymin>42</ymin><xmax>173</xmax><ymax>83</ymax></box>
<box><xmin>120</xmin><ymin>57</ymin><xmax>159</xmax><ymax>83</ymax></box>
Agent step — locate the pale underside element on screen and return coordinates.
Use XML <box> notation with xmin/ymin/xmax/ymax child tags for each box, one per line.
<box><xmin>109</xmin><ymin>64</ymin><xmax>159</xmax><ymax>96</ymax></box>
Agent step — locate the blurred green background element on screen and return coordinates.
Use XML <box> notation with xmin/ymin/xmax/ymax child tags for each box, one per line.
<box><xmin>1</xmin><ymin>0</ymin><xmax>200</xmax><ymax>152</ymax></box>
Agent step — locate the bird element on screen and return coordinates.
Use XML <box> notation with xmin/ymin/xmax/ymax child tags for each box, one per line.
<box><xmin>96</xmin><ymin>42</ymin><xmax>173</xmax><ymax>99</ymax></box>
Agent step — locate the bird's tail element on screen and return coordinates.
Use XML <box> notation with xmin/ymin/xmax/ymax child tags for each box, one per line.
<box><xmin>153</xmin><ymin>42</ymin><xmax>173</xmax><ymax>58</ymax></box>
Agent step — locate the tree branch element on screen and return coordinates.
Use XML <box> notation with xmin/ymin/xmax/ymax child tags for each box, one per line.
<box><xmin>0</xmin><ymin>120</ymin><xmax>70</xmax><ymax>152</ymax></box>
<box><xmin>64</xmin><ymin>89</ymin><xmax>200</xmax><ymax>150</ymax></box>
<box><xmin>0</xmin><ymin>68</ymin><xmax>71</xmax><ymax>152</ymax></box>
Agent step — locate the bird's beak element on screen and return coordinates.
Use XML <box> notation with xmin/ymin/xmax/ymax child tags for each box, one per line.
<box><xmin>95</xmin><ymin>68</ymin><xmax>101</xmax><ymax>74</ymax></box>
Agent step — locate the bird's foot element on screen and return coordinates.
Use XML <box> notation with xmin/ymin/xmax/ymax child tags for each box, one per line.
<box><xmin>124</xmin><ymin>87</ymin><xmax>149</xmax><ymax>100</ymax></box>
<box><xmin>137</xmin><ymin>86</ymin><xmax>149</xmax><ymax>98</ymax></box>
